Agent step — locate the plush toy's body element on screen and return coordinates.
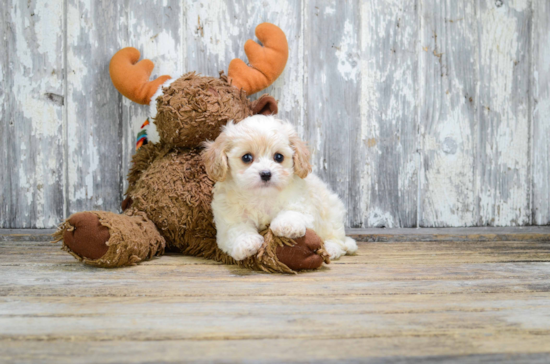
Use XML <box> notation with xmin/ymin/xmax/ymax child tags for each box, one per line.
<box><xmin>53</xmin><ymin>23</ymin><xmax>329</xmax><ymax>273</ymax></box>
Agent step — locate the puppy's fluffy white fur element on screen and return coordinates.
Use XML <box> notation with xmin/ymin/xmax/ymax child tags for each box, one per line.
<box><xmin>202</xmin><ymin>115</ymin><xmax>357</xmax><ymax>261</ymax></box>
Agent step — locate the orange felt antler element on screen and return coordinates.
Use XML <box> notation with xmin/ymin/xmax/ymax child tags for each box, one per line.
<box><xmin>109</xmin><ymin>47</ymin><xmax>171</xmax><ymax>105</ymax></box>
<box><xmin>228</xmin><ymin>23</ymin><xmax>288</xmax><ymax>95</ymax></box>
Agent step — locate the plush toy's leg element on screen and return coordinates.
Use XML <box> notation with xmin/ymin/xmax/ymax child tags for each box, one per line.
<box><xmin>239</xmin><ymin>228</ymin><xmax>330</xmax><ymax>273</ymax></box>
<box><xmin>52</xmin><ymin>209</ymin><xmax>165</xmax><ymax>268</ymax></box>
<box><xmin>275</xmin><ymin>229</ymin><xmax>329</xmax><ymax>271</ymax></box>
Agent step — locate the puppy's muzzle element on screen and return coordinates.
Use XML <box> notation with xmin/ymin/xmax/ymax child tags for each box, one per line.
<box><xmin>260</xmin><ymin>170</ymin><xmax>272</xmax><ymax>182</ymax></box>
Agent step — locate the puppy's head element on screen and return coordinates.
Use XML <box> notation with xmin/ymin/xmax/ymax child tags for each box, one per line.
<box><xmin>202</xmin><ymin>115</ymin><xmax>312</xmax><ymax>190</ymax></box>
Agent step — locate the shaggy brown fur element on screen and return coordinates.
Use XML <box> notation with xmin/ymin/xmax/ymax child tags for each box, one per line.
<box><xmin>155</xmin><ymin>73</ymin><xmax>252</xmax><ymax>148</ymax></box>
<box><xmin>130</xmin><ymin>148</ymin><xmax>215</xmax><ymax>252</ymax></box>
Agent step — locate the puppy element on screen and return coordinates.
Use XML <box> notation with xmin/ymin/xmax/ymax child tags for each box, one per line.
<box><xmin>202</xmin><ymin>115</ymin><xmax>357</xmax><ymax>261</ymax></box>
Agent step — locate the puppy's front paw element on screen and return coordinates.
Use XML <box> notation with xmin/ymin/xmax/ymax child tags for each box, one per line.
<box><xmin>231</xmin><ymin>234</ymin><xmax>264</xmax><ymax>261</ymax></box>
<box><xmin>344</xmin><ymin>237</ymin><xmax>358</xmax><ymax>254</ymax></box>
<box><xmin>270</xmin><ymin>214</ymin><xmax>307</xmax><ymax>239</ymax></box>
<box><xmin>324</xmin><ymin>240</ymin><xmax>347</xmax><ymax>260</ymax></box>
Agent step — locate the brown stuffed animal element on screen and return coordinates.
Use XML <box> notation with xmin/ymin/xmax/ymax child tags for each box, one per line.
<box><xmin>53</xmin><ymin>23</ymin><xmax>329</xmax><ymax>273</ymax></box>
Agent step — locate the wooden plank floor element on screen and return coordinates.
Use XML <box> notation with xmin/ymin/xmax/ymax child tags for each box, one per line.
<box><xmin>1</xmin><ymin>229</ymin><xmax>550</xmax><ymax>363</ymax></box>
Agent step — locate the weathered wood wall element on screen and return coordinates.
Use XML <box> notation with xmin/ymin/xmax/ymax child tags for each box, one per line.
<box><xmin>1</xmin><ymin>0</ymin><xmax>549</xmax><ymax>228</ymax></box>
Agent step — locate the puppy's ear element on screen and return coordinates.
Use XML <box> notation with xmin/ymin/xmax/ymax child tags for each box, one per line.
<box><xmin>202</xmin><ymin>134</ymin><xmax>230</xmax><ymax>182</ymax></box>
<box><xmin>251</xmin><ymin>95</ymin><xmax>278</xmax><ymax>115</ymax></box>
<box><xmin>289</xmin><ymin>132</ymin><xmax>312</xmax><ymax>179</ymax></box>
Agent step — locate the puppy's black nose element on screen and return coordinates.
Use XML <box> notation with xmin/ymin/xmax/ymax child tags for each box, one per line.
<box><xmin>260</xmin><ymin>170</ymin><xmax>272</xmax><ymax>181</ymax></box>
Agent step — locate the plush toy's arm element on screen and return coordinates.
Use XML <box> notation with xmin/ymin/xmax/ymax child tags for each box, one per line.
<box><xmin>125</xmin><ymin>142</ymin><xmax>169</xmax><ymax>199</ymax></box>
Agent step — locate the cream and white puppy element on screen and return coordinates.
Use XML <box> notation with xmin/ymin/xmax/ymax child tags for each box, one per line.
<box><xmin>202</xmin><ymin>115</ymin><xmax>357</xmax><ymax>261</ymax></box>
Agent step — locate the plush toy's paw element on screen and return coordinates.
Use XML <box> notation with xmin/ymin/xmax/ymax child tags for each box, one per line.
<box><xmin>232</xmin><ymin>234</ymin><xmax>265</xmax><ymax>261</ymax></box>
<box><xmin>276</xmin><ymin>229</ymin><xmax>326</xmax><ymax>271</ymax></box>
<box><xmin>324</xmin><ymin>240</ymin><xmax>348</xmax><ymax>260</ymax></box>
<box><xmin>63</xmin><ymin>212</ymin><xmax>110</xmax><ymax>260</ymax></box>
<box><xmin>270</xmin><ymin>213</ymin><xmax>307</xmax><ymax>239</ymax></box>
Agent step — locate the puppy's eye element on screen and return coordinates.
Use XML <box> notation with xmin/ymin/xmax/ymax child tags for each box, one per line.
<box><xmin>274</xmin><ymin>153</ymin><xmax>284</xmax><ymax>163</ymax></box>
<box><xmin>241</xmin><ymin>153</ymin><xmax>253</xmax><ymax>163</ymax></box>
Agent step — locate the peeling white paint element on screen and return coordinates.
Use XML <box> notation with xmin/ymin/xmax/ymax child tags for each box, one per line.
<box><xmin>186</xmin><ymin>0</ymin><xmax>240</xmax><ymax>73</ymax></box>
<box><xmin>477</xmin><ymin>0</ymin><xmax>531</xmax><ymax>226</ymax></box>
<box><xmin>4</xmin><ymin>0</ymin><xmax>64</xmax><ymax>228</ymax></box>
<box><xmin>509</xmin><ymin>0</ymin><xmax>529</xmax><ymax>11</ymax></box>
<box><xmin>35</xmin><ymin>1</ymin><xmax>64</xmax><ymax>66</ymax></box>
<box><xmin>335</xmin><ymin>20</ymin><xmax>359</xmax><ymax>82</ymax></box>
<box><xmin>324</xmin><ymin>6</ymin><xmax>335</xmax><ymax>15</ymax></box>
<box><xmin>366</xmin><ymin>208</ymin><xmax>396</xmax><ymax>228</ymax></box>
<box><xmin>360</xmin><ymin>0</ymin><xmax>418</xmax><ymax>227</ymax></box>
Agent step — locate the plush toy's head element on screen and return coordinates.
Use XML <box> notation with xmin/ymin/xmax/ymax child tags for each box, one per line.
<box><xmin>109</xmin><ymin>23</ymin><xmax>288</xmax><ymax>148</ymax></box>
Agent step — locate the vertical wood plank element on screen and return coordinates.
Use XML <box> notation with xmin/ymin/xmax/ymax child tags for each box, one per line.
<box><xmin>304</xmin><ymin>0</ymin><xmax>362</xmax><ymax>227</ymax></box>
<box><xmin>531</xmin><ymin>0</ymin><xmax>550</xmax><ymax>225</ymax></box>
<box><xmin>0</xmin><ymin>2</ymin><xmax>9</xmax><ymax>226</ymax></box>
<box><xmin>476</xmin><ymin>0</ymin><xmax>531</xmax><ymax>226</ymax></box>
<box><xmin>185</xmin><ymin>0</ymin><xmax>304</xmax><ymax>130</ymax></box>
<box><xmin>361</xmin><ymin>0</ymin><xmax>418</xmax><ymax>228</ymax></box>
<box><xmin>1</xmin><ymin>0</ymin><xmax>65</xmax><ymax>228</ymax></box>
<box><xmin>66</xmin><ymin>0</ymin><xmax>123</xmax><ymax>214</ymax></box>
<box><xmin>185</xmin><ymin>0</ymin><xmax>237</xmax><ymax>78</ymax></box>
<box><xmin>418</xmin><ymin>1</ymin><xmax>478</xmax><ymax>227</ymax></box>
<box><xmin>121</xmin><ymin>0</ymin><xmax>183</xmax><ymax>193</ymax></box>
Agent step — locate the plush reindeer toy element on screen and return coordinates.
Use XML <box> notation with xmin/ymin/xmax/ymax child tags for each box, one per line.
<box><xmin>54</xmin><ymin>23</ymin><xmax>329</xmax><ymax>273</ymax></box>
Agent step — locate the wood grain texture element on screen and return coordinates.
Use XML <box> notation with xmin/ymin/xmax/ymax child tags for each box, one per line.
<box><xmin>348</xmin><ymin>225</ymin><xmax>550</xmax><ymax>242</ymax></box>
<box><xmin>0</xmin><ymin>1</ymin><xmax>8</xmax><ymax>227</ymax></box>
<box><xmin>1</xmin><ymin>0</ymin><xmax>65</xmax><ymax>228</ymax></box>
<box><xmin>531</xmin><ymin>0</ymin><xmax>550</xmax><ymax>225</ymax></box>
<box><xmin>360</xmin><ymin>0</ymin><xmax>418</xmax><ymax>228</ymax></box>
<box><xmin>418</xmin><ymin>0</ymin><xmax>477</xmax><ymax>227</ymax></box>
<box><xmin>0</xmin><ymin>340</ymin><xmax>549</xmax><ymax>364</ymax></box>
<box><xmin>476</xmin><ymin>0</ymin><xmax>531</xmax><ymax>226</ymax></box>
<box><xmin>65</xmin><ymin>0</ymin><xmax>124</xmax><ymax>214</ymax></box>
<box><xmin>1</xmin><ymin>238</ymin><xmax>550</xmax><ymax>362</ymax></box>
<box><xmin>304</xmin><ymin>0</ymin><xmax>363</xmax><ymax>227</ymax></box>
<box><xmin>2</xmin><ymin>291</ymin><xmax>550</xmax><ymax>341</ymax></box>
